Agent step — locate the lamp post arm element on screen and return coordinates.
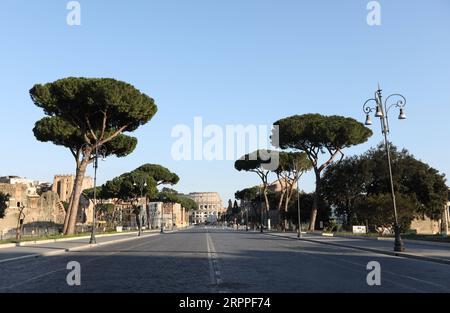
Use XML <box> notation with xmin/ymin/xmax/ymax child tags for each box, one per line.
<box><xmin>363</xmin><ymin>98</ymin><xmax>378</xmax><ymax>114</ymax></box>
<box><xmin>384</xmin><ymin>94</ymin><xmax>406</xmax><ymax>114</ymax></box>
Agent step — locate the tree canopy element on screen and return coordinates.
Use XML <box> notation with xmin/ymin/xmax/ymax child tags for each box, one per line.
<box><xmin>134</xmin><ymin>164</ymin><xmax>180</xmax><ymax>186</ymax></box>
<box><xmin>322</xmin><ymin>143</ymin><xmax>448</xmax><ymax>231</ymax></box>
<box><xmin>31</xmin><ymin>77</ymin><xmax>156</xmax><ymax>158</ymax></box>
<box><xmin>234</xmin><ymin>149</ymin><xmax>279</xmax><ymax>173</ymax></box>
<box><xmin>235</xmin><ymin>186</ymin><xmax>260</xmax><ymax>202</ymax></box>
<box><xmin>102</xmin><ymin>173</ymin><xmax>157</xmax><ymax>202</ymax></box>
<box><xmin>273</xmin><ymin>114</ymin><xmax>372</xmax><ymax>157</ymax></box>
<box><xmin>273</xmin><ymin>152</ymin><xmax>312</xmax><ymax>229</ymax></box>
<box><xmin>235</xmin><ymin>150</ymin><xmax>277</xmax><ymax>228</ymax></box>
<box><xmin>273</xmin><ymin>114</ymin><xmax>372</xmax><ymax>230</ymax></box>
<box><xmin>31</xmin><ymin>77</ymin><xmax>158</xmax><ymax>235</ymax></box>
<box><xmin>154</xmin><ymin>188</ymin><xmax>198</xmax><ymax>211</ymax></box>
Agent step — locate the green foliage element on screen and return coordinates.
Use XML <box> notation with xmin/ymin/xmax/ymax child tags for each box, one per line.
<box><xmin>275</xmin><ymin>151</ymin><xmax>312</xmax><ymax>174</ymax></box>
<box><xmin>177</xmin><ymin>196</ymin><xmax>198</xmax><ymax>211</ymax></box>
<box><xmin>273</xmin><ymin>114</ymin><xmax>373</xmax><ymax>154</ymax></box>
<box><xmin>82</xmin><ymin>186</ymin><xmax>110</xmax><ymax>201</ymax></box>
<box><xmin>235</xmin><ymin>186</ymin><xmax>260</xmax><ymax>202</ymax></box>
<box><xmin>134</xmin><ymin>164</ymin><xmax>180</xmax><ymax>186</ymax></box>
<box><xmin>31</xmin><ymin>77</ymin><xmax>157</xmax><ymax>157</ymax></box>
<box><xmin>96</xmin><ymin>203</ymin><xmax>115</xmax><ymax>214</ymax></box>
<box><xmin>287</xmin><ymin>192</ymin><xmax>331</xmax><ymax>226</ymax></box>
<box><xmin>273</xmin><ymin>114</ymin><xmax>373</xmax><ymax>230</ymax></box>
<box><xmin>321</xmin><ymin>156</ymin><xmax>372</xmax><ymax>225</ymax></box>
<box><xmin>104</xmin><ymin>172</ymin><xmax>158</xmax><ymax>201</ymax></box>
<box><xmin>232</xmin><ymin>200</ymin><xmax>239</xmax><ymax>215</ymax></box>
<box><xmin>354</xmin><ymin>193</ymin><xmax>416</xmax><ymax>232</ymax></box>
<box><xmin>234</xmin><ymin>149</ymin><xmax>278</xmax><ymax>172</ymax></box>
<box><xmin>364</xmin><ymin>144</ymin><xmax>448</xmax><ymax>220</ymax></box>
<box><xmin>322</xmin><ymin>143</ymin><xmax>448</xmax><ymax>230</ymax></box>
<box><xmin>227</xmin><ymin>199</ymin><xmax>233</xmax><ymax>211</ymax></box>
<box><xmin>154</xmin><ymin>189</ymin><xmax>197</xmax><ymax>211</ymax></box>
<box><xmin>61</xmin><ymin>201</ymin><xmax>70</xmax><ymax>211</ymax></box>
<box><xmin>30</xmin><ymin>77</ymin><xmax>158</xmax><ymax>235</ymax></box>
<box><xmin>324</xmin><ymin>219</ymin><xmax>338</xmax><ymax>233</ymax></box>
<box><xmin>0</xmin><ymin>192</ymin><xmax>10</xmax><ymax>218</ymax></box>
<box><xmin>96</xmin><ymin>163</ymin><xmax>180</xmax><ymax>202</ymax></box>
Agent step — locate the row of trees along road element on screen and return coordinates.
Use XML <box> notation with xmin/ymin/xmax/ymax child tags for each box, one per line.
<box><xmin>273</xmin><ymin>114</ymin><xmax>373</xmax><ymax>230</ymax></box>
<box><xmin>234</xmin><ymin>186</ymin><xmax>331</xmax><ymax>231</ymax></box>
<box><xmin>234</xmin><ymin>151</ymin><xmax>313</xmax><ymax>231</ymax></box>
<box><xmin>83</xmin><ymin>164</ymin><xmax>196</xmax><ymax>228</ymax></box>
<box><xmin>31</xmin><ymin>77</ymin><xmax>157</xmax><ymax>235</ymax></box>
<box><xmin>322</xmin><ymin>143</ymin><xmax>448</xmax><ymax>232</ymax></box>
<box><xmin>235</xmin><ymin>114</ymin><xmax>372</xmax><ymax>230</ymax></box>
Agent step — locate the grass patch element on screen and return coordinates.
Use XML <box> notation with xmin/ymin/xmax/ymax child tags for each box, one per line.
<box><xmin>334</xmin><ymin>231</ymin><xmax>384</xmax><ymax>238</ymax></box>
<box><xmin>0</xmin><ymin>229</ymin><xmax>136</xmax><ymax>245</ymax></box>
<box><xmin>335</xmin><ymin>231</ymin><xmax>450</xmax><ymax>243</ymax></box>
<box><xmin>402</xmin><ymin>234</ymin><xmax>450</xmax><ymax>243</ymax></box>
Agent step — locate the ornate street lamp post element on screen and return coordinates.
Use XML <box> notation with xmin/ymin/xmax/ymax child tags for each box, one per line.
<box><xmin>362</xmin><ymin>85</ymin><xmax>406</xmax><ymax>252</ymax></box>
<box><xmin>82</xmin><ymin>143</ymin><xmax>107</xmax><ymax>245</ymax></box>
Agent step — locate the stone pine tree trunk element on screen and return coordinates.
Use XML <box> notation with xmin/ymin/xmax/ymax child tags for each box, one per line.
<box><xmin>62</xmin><ymin>190</ymin><xmax>75</xmax><ymax>233</ymax></box>
<box><xmin>64</xmin><ymin>160</ymin><xmax>89</xmax><ymax>235</ymax></box>
<box><xmin>283</xmin><ymin>194</ymin><xmax>290</xmax><ymax>231</ymax></box>
<box><xmin>442</xmin><ymin>207</ymin><xmax>449</xmax><ymax>236</ymax></box>
<box><xmin>263</xmin><ymin>189</ymin><xmax>270</xmax><ymax>229</ymax></box>
<box><xmin>277</xmin><ymin>189</ymin><xmax>285</xmax><ymax>231</ymax></box>
<box><xmin>309</xmin><ymin>169</ymin><xmax>321</xmax><ymax>231</ymax></box>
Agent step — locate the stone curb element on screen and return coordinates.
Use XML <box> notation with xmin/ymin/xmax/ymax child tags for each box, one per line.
<box><xmin>0</xmin><ymin>229</ymin><xmax>174</xmax><ymax>265</ymax></box>
<box><xmin>265</xmin><ymin>232</ymin><xmax>450</xmax><ymax>266</ymax></box>
<box><xmin>63</xmin><ymin>232</ymin><xmax>160</xmax><ymax>253</ymax></box>
<box><xmin>0</xmin><ymin>229</ymin><xmax>164</xmax><ymax>249</ymax></box>
<box><xmin>330</xmin><ymin>233</ymin><xmax>450</xmax><ymax>247</ymax></box>
<box><xmin>0</xmin><ymin>254</ymin><xmax>41</xmax><ymax>264</ymax></box>
<box><xmin>0</xmin><ymin>243</ymin><xmax>16</xmax><ymax>249</ymax></box>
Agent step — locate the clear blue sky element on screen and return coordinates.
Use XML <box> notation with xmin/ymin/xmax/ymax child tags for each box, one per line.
<box><xmin>1</xmin><ymin>0</ymin><xmax>449</xmax><ymax>206</ymax></box>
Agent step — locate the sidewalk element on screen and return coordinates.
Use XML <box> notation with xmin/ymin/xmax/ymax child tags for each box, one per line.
<box><xmin>0</xmin><ymin>229</ymin><xmax>168</xmax><ymax>264</ymax></box>
<box><xmin>267</xmin><ymin>231</ymin><xmax>450</xmax><ymax>265</ymax></box>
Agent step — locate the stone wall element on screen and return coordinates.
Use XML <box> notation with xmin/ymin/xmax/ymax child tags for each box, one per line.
<box><xmin>52</xmin><ymin>175</ymin><xmax>93</xmax><ymax>202</ymax></box>
<box><xmin>0</xmin><ymin>182</ymin><xmax>92</xmax><ymax>236</ymax></box>
<box><xmin>0</xmin><ymin>184</ymin><xmax>66</xmax><ymax>236</ymax></box>
<box><xmin>410</xmin><ymin>216</ymin><xmax>440</xmax><ymax>235</ymax></box>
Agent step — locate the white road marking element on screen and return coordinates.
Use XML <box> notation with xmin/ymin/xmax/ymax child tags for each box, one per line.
<box><xmin>206</xmin><ymin>230</ymin><xmax>228</xmax><ymax>293</ymax></box>
<box><xmin>0</xmin><ymin>234</ymin><xmax>163</xmax><ymax>291</ymax></box>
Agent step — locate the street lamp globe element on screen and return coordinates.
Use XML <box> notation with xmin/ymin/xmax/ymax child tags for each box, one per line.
<box><xmin>375</xmin><ymin>105</ymin><xmax>383</xmax><ymax>117</ymax></box>
<box><xmin>398</xmin><ymin>108</ymin><xmax>406</xmax><ymax>120</ymax></box>
<box><xmin>365</xmin><ymin>114</ymin><xmax>373</xmax><ymax>126</ymax></box>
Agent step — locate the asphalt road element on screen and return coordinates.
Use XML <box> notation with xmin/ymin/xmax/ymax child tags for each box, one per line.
<box><xmin>1</xmin><ymin>227</ymin><xmax>449</xmax><ymax>293</ymax></box>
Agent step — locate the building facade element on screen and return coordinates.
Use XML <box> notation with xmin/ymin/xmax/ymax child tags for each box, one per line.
<box><xmin>147</xmin><ymin>202</ymin><xmax>188</xmax><ymax>229</ymax></box>
<box><xmin>188</xmin><ymin>192</ymin><xmax>223</xmax><ymax>224</ymax></box>
<box><xmin>52</xmin><ymin>175</ymin><xmax>93</xmax><ymax>202</ymax></box>
<box><xmin>0</xmin><ymin>175</ymin><xmax>93</xmax><ymax>238</ymax></box>
<box><xmin>0</xmin><ymin>180</ymin><xmax>64</xmax><ymax>238</ymax></box>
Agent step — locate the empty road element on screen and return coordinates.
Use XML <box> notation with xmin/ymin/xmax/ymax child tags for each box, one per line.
<box><xmin>1</xmin><ymin>227</ymin><xmax>449</xmax><ymax>293</ymax></box>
